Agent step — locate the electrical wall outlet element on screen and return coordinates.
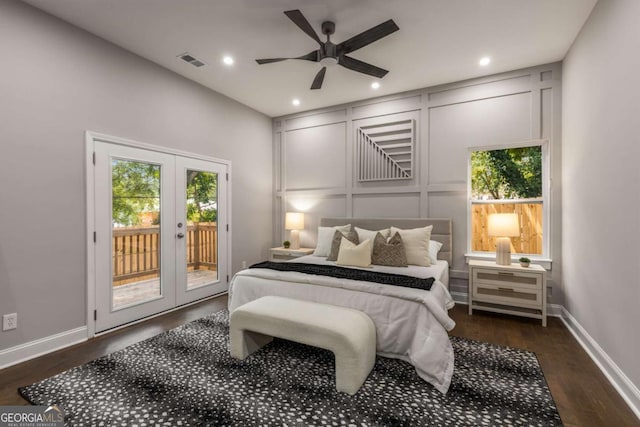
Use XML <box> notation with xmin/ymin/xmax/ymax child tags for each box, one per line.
<box><xmin>3</xmin><ymin>313</ymin><xmax>17</xmax><ymax>331</ymax></box>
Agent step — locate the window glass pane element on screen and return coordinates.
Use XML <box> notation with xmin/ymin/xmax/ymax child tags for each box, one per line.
<box><xmin>470</xmin><ymin>146</ymin><xmax>543</xmax><ymax>255</ymax></box>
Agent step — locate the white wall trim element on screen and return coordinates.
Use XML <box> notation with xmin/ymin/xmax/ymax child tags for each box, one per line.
<box><xmin>451</xmin><ymin>291</ymin><xmax>468</xmax><ymax>306</ymax></box>
<box><xmin>560</xmin><ymin>306</ymin><xmax>640</xmax><ymax>420</ymax></box>
<box><xmin>450</xmin><ymin>269</ymin><xmax>468</xmax><ymax>280</ymax></box>
<box><xmin>87</xmin><ymin>131</ymin><xmax>232</xmax><ymax>166</ymax></box>
<box><xmin>85</xmin><ymin>133</ymin><xmax>96</xmax><ymax>337</ymax></box>
<box><xmin>546</xmin><ymin>303</ymin><xmax>563</xmax><ymax>317</ymax></box>
<box><xmin>0</xmin><ymin>326</ymin><xmax>87</xmax><ymax>370</ymax></box>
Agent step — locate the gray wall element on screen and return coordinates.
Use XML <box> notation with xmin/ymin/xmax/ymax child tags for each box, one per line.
<box><xmin>0</xmin><ymin>0</ymin><xmax>272</xmax><ymax>350</ymax></box>
<box><xmin>273</xmin><ymin>64</ymin><xmax>562</xmax><ymax>299</ymax></box>
<box><xmin>563</xmin><ymin>0</ymin><xmax>640</xmax><ymax>395</ymax></box>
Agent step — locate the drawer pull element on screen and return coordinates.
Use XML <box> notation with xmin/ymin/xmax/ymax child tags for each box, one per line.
<box><xmin>498</xmin><ymin>287</ymin><xmax>515</xmax><ymax>292</ymax></box>
<box><xmin>498</xmin><ymin>272</ymin><xmax>514</xmax><ymax>276</ymax></box>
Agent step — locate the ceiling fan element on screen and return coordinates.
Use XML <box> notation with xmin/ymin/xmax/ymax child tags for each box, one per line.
<box><xmin>256</xmin><ymin>10</ymin><xmax>399</xmax><ymax>90</ymax></box>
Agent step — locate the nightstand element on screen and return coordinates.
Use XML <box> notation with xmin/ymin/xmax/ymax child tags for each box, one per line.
<box><xmin>269</xmin><ymin>247</ymin><xmax>315</xmax><ymax>262</ymax></box>
<box><xmin>468</xmin><ymin>259</ymin><xmax>547</xmax><ymax>326</ymax></box>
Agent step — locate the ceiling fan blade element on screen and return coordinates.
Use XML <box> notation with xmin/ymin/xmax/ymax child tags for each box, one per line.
<box><xmin>297</xmin><ymin>50</ymin><xmax>320</xmax><ymax>62</ymax></box>
<box><xmin>310</xmin><ymin>67</ymin><xmax>327</xmax><ymax>90</ymax></box>
<box><xmin>255</xmin><ymin>58</ymin><xmax>289</xmax><ymax>64</ymax></box>
<box><xmin>339</xmin><ymin>55</ymin><xmax>389</xmax><ymax>78</ymax></box>
<box><xmin>337</xmin><ymin>19</ymin><xmax>399</xmax><ymax>55</ymax></box>
<box><xmin>256</xmin><ymin>50</ymin><xmax>319</xmax><ymax>65</ymax></box>
<box><xmin>284</xmin><ymin>9</ymin><xmax>323</xmax><ymax>45</ymax></box>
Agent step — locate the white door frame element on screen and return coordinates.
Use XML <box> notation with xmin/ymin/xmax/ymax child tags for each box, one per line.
<box><xmin>85</xmin><ymin>131</ymin><xmax>232</xmax><ymax>337</ymax></box>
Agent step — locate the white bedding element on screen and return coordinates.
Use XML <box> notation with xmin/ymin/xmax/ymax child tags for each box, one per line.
<box><xmin>228</xmin><ymin>255</ymin><xmax>456</xmax><ymax>394</ymax></box>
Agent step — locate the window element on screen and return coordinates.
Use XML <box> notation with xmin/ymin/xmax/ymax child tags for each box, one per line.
<box><xmin>469</xmin><ymin>142</ymin><xmax>547</xmax><ymax>257</ymax></box>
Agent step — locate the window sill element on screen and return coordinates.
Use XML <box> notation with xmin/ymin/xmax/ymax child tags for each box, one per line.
<box><xmin>464</xmin><ymin>253</ymin><xmax>552</xmax><ymax>270</ymax></box>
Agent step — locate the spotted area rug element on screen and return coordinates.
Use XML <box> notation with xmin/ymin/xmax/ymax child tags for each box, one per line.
<box><xmin>20</xmin><ymin>310</ymin><xmax>562</xmax><ymax>426</ymax></box>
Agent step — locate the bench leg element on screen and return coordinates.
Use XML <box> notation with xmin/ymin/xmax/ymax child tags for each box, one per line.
<box><xmin>230</xmin><ymin>328</ymin><xmax>273</xmax><ymax>360</ymax></box>
<box><xmin>334</xmin><ymin>352</ymin><xmax>376</xmax><ymax>395</ymax></box>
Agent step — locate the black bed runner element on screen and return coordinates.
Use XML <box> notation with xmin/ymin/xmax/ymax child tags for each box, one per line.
<box><xmin>249</xmin><ymin>261</ymin><xmax>435</xmax><ymax>291</ymax></box>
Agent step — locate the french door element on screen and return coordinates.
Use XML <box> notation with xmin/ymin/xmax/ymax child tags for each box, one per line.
<box><xmin>93</xmin><ymin>141</ymin><xmax>228</xmax><ymax>333</ymax></box>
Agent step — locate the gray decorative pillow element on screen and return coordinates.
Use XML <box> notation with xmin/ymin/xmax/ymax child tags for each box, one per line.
<box><xmin>372</xmin><ymin>232</ymin><xmax>408</xmax><ymax>267</ymax></box>
<box><xmin>327</xmin><ymin>229</ymin><xmax>359</xmax><ymax>261</ymax></box>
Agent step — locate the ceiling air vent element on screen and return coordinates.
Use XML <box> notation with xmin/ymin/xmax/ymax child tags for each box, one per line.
<box><xmin>178</xmin><ymin>52</ymin><xmax>206</xmax><ymax>68</ymax></box>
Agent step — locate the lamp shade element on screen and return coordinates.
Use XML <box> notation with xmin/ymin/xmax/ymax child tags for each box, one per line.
<box><xmin>487</xmin><ymin>213</ymin><xmax>519</xmax><ymax>237</ymax></box>
<box><xmin>285</xmin><ymin>212</ymin><xmax>304</xmax><ymax>230</ymax></box>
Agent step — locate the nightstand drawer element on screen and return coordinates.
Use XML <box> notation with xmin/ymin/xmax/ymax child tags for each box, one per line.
<box><xmin>473</xmin><ymin>268</ymin><xmax>541</xmax><ymax>291</ymax></box>
<box><xmin>473</xmin><ymin>282</ymin><xmax>542</xmax><ymax>308</ymax></box>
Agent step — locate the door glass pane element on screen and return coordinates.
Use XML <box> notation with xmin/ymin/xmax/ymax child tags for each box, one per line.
<box><xmin>185</xmin><ymin>169</ymin><xmax>218</xmax><ymax>289</ymax></box>
<box><xmin>111</xmin><ymin>159</ymin><xmax>162</xmax><ymax>309</ymax></box>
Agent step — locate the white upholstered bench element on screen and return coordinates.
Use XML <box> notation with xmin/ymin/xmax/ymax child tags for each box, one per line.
<box><xmin>229</xmin><ymin>296</ymin><xmax>376</xmax><ymax>395</ymax></box>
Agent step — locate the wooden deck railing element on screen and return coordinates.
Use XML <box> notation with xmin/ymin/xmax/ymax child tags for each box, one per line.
<box><xmin>471</xmin><ymin>201</ymin><xmax>543</xmax><ymax>255</ymax></box>
<box><xmin>112</xmin><ymin>222</ymin><xmax>217</xmax><ymax>285</ymax></box>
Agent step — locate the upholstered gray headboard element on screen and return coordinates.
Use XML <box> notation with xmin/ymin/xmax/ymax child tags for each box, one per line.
<box><xmin>319</xmin><ymin>218</ymin><xmax>452</xmax><ymax>265</ymax></box>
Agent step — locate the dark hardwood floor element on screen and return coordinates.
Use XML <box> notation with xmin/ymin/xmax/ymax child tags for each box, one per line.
<box><xmin>1</xmin><ymin>295</ymin><xmax>638</xmax><ymax>426</ymax></box>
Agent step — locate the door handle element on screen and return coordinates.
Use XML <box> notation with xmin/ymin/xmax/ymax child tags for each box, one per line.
<box><xmin>177</xmin><ymin>233</ymin><xmax>185</xmax><ymax>239</ymax></box>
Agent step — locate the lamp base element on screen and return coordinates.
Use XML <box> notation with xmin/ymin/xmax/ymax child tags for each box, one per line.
<box><xmin>290</xmin><ymin>230</ymin><xmax>300</xmax><ymax>249</ymax></box>
<box><xmin>495</xmin><ymin>237</ymin><xmax>512</xmax><ymax>265</ymax></box>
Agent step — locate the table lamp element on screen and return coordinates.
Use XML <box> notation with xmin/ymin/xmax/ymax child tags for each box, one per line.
<box><xmin>487</xmin><ymin>213</ymin><xmax>519</xmax><ymax>265</ymax></box>
<box><xmin>285</xmin><ymin>212</ymin><xmax>304</xmax><ymax>249</ymax></box>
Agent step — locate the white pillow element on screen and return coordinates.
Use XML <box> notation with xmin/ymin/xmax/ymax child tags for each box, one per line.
<box><xmin>355</xmin><ymin>227</ymin><xmax>390</xmax><ymax>254</ymax></box>
<box><xmin>336</xmin><ymin>237</ymin><xmax>372</xmax><ymax>268</ymax></box>
<box><xmin>390</xmin><ymin>225</ymin><xmax>433</xmax><ymax>267</ymax></box>
<box><xmin>313</xmin><ymin>224</ymin><xmax>351</xmax><ymax>257</ymax></box>
<box><xmin>429</xmin><ymin>240</ymin><xmax>443</xmax><ymax>265</ymax></box>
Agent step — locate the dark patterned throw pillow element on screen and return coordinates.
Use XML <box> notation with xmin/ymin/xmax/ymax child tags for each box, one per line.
<box><xmin>327</xmin><ymin>229</ymin><xmax>359</xmax><ymax>261</ymax></box>
<box><xmin>372</xmin><ymin>232</ymin><xmax>408</xmax><ymax>267</ymax></box>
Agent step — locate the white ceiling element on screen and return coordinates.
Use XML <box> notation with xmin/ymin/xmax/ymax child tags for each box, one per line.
<box><xmin>23</xmin><ymin>0</ymin><xmax>597</xmax><ymax>117</ymax></box>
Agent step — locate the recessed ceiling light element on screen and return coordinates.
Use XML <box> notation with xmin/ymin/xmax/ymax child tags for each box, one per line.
<box><xmin>479</xmin><ymin>57</ymin><xmax>491</xmax><ymax>66</ymax></box>
<box><xmin>292</xmin><ymin>99</ymin><xmax>301</xmax><ymax>106</ymax></box>
<box><xmin>223</xmin><ymin>56</ymin><xmax>234</xmax><ymax>66</ymax></box>
<box><xmin>371</xmin><ymin>82</ymin><xmax>380</xmax><ymax>90</ymax></box>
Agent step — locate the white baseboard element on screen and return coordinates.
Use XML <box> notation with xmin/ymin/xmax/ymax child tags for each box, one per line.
<box><xmin>450</xmin><ymin>291</ymin><xmax>468</xmax><ymax>306</ymax></box>
<box><xmin>547</xmin><ymin>303</ymin><xmax>563</xmax><ymax>317</ymax></box>
<box><xmin>0</xmin><ymin>326</ymin><xmax>88</xmax><ymax>370</ymax></box>
<box><xmin>559</xmin><ymin>307</ymin><xmax>640</xmax><ymax>420</ymax></box>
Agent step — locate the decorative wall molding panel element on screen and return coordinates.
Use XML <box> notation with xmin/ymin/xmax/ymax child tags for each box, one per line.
<box><xmin>356</xmin><ymin>119</ymin><xmax>414</xmax><ymax>182</ymax></box>
<box><xmin>273</xmin><ymin>63</ymin><xmax>563</xmax><ymax>297</ymax></box>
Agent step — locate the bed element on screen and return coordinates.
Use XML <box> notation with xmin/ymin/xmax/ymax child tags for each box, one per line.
<box><xmin>229</xmin><ymin>217</ymin><xmax>455</xmax><ymax>394</ymax></box>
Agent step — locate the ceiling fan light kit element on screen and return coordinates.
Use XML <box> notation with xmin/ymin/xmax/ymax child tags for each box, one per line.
<box><xmin>256</xmin><ymin>9</ymin><xmax>399</xmax><ymax>90</ymax></box>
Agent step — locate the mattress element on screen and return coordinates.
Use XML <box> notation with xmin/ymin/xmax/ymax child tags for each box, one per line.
<box><xmin>229</xmin><ymin>256</ymin><xmax>456</xmax><ymax>393</ymax></box>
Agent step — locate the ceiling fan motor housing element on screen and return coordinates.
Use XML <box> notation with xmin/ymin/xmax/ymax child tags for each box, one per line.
<box><xmin>321</xmin><ymin>21</ymin><xmax>335</xmax><ymax>36</ymax></box>
<box><xmin>320</xmin><ymin>41</ymin><xmax>338</xmax><ymax>62</ymax></box>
